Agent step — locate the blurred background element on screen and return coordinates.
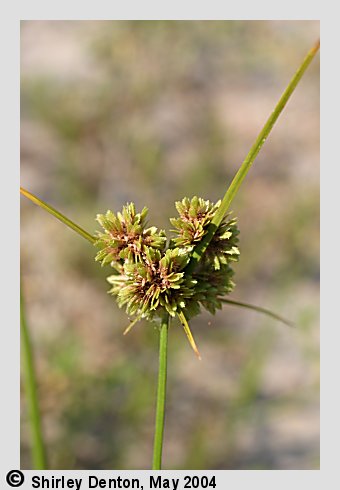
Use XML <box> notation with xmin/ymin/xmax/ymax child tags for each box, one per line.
<box><xmin>20</xmin><ymin>21</ymin><xmax>319</xmax><ymax>470</ymax></box>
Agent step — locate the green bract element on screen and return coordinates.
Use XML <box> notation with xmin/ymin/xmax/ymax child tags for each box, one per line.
<box><xmin>95</xmin><ymin>198</ymin><xmax>240</xmax><ymax>327</ymax></box>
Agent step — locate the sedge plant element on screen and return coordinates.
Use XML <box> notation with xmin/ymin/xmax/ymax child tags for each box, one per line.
<box><xmin>20</xmin><ymin>39</ymin><xmax>319</xmax><ymax>470</ymax></box>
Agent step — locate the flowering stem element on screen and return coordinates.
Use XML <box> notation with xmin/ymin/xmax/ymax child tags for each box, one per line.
<box><xmin>20</xmin><ymin>187</ymin><xmax>96</xmax><ymax>244</ymax></box>
<box><xmin>20</xmin><ymin>284</ymin><xmax>47</xmax><ymax>469</ymax></box>
<box><xmin>152</xmin><ymin>314</ymin><xmax>170</xmax><ymax>470</ymax></box>
<box><xmin>186</xmin><ymin>39</ymin><xmax>320</xmax><ymax>274</ymax></box>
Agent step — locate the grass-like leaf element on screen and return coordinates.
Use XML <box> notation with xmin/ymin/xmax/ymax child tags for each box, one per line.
<box><xmin>220</xmin><ymin>298</ymin><xmax>294</xmax><ymax>327</ymax></box>
<box><xmin>20</xmin><ymin>284</ymin><xmax>48</xmax><ymax>469</ymax></box>
<box><xmin>20</xmin><ymin>187</ymin><xmax>95</xmax><ymax>244</ymax></box>
<box><xmin>186</xmin><ymin>39</ymin><xmax>320</xmax><ymax>273</ymax></box>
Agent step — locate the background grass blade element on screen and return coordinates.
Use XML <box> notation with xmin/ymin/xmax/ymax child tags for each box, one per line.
<box><xmin>186</xmin><ymin>39</ymin><xmax>320</xmax><ymax>273</ymax></box>
<box><xmin>20</xmin><ymin>187</ymin><xmax>95</xmax><ymax>244</ymax></box>
<box><xmin>20</xmin><ymin>284</ymin><xmax>48</xmax><ymax>469</ymax></box>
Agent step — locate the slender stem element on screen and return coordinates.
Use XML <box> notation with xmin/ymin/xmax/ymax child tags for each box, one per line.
<box><xmin>20</xmin><ymin>187</ymin><xmax>96</xmax><ymax>244</ymax></box>
<box><xmin>20</xmin><ymin>284</ymin><xmax>47</xmax><ymax>469</ymax></box>
<box><xmin>152</xmin><ymin>314</ymin><xmax>170</xmax><ymax>470</ymax></box>
<box><xmin>219</xmin><ymin>297</ymin><xmax>294</xmax><ymax>327</ymax></box>
<box><xmin>186</xmin><ymin>39</ymin><xmax>320</xmax><ymax>273</ymax></box>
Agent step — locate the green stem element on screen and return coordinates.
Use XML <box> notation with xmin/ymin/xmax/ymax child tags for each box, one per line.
<box><xmin>219</xmin><ymin>298</ymin><xmax>294</xmax><ymax>327</ymax></box>
<box><xmin>186</xmin><ymin>39</ymin><xmax>320</xmax><ymax>273</ymax></box>
<box><xmin>20</xmin><ymin>187</ymin><xmax>95</xmax><ymax>244</ymax></box>
<box><xmin>152</xmin><ymin>314</ymin><xmax>170</xmax><ymax>470</ymax></box>
<box><xmin>20</xmin><ymin>284</ymin><xmax>47</xmax><ymax>469</ymax></box>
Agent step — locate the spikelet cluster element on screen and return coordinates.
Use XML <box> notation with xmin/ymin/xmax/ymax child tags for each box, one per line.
<box><xmin>95</xmin><ymin>204</ymin><xmax>166</xmax><ymax>271</ymax></box>
<box><xmin>95</xmin><ymin>198</ymin><xmax>239</xmax><ymax>326</ymax></box>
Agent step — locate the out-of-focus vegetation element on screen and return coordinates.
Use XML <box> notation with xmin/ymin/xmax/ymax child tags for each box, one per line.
<box><xmin>20</xmin><ymin>21</ymin><xmax>319</xmax><ymax>469</ymax></box>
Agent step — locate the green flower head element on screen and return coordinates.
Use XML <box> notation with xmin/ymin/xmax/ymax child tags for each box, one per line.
<box><xmin>95</xmin><ymin>203</ymin><xmax>166</xmax><ymax>269</ymax></box>
<box><xmin>94</xmin><ymin>197</ymin><xmax>240</xmax><ymax>355</ymax></box>
<box><xmin>107</xmin><ymin>247</ymin><xmax>197</xmax><ymax>319</ymax></box>
<box><xmin>202</xmin><ymin>215</ymin><xmax>240</xmax><ymax>270</ymax></box>
<box><xmin>170</xmin><ymin>196</ymin><xmax>240</xmax><ymax>269</ymax></box>
<box><xmin>170</xmin><ymin>196</ymin><xmax>221</xmax><ymax>248</ymax></box>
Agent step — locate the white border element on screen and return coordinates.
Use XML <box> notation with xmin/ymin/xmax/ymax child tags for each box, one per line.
<box><xmin>9</xmin><ymin>1</ymin><xmax>321</xmax><ymax>21</ymax></box>
<box><xmin>1</xmin><ymin>7</ymin><xmax>20</xmax><ymax>473</ymax></box>
<box><xmin>1</xmin><ymin>1</ymin><xmax>337</xmax><ymax>488</ymax></box>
